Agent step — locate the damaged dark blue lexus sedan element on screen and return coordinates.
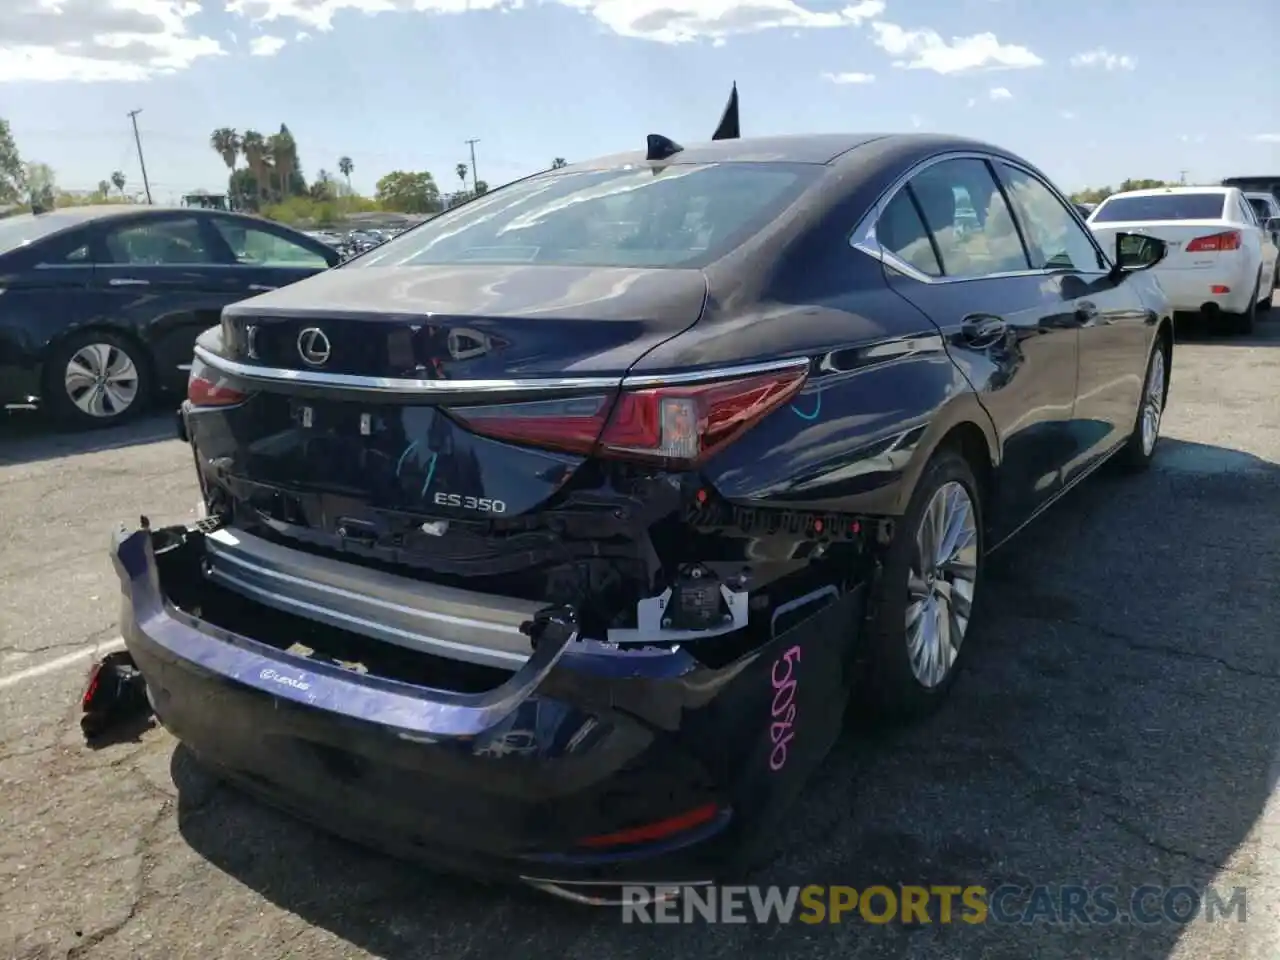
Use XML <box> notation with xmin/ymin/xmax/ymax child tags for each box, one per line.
<box><xmin>113</xmin><ymin>133</ymin><xmax>1173</xmax><ymax>902</ymax></box>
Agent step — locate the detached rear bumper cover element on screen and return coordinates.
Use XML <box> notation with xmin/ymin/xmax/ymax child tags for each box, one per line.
<box><xmin>112</xmin><ymin>524</ymin><xmax>865</xmax><ymax>885</ymax></box>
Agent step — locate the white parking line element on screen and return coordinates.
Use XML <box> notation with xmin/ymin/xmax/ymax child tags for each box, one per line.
<box><xmin>0</xmin><ymin>637</ymin><xmax>127</xmax><ymax>690</ymax></box>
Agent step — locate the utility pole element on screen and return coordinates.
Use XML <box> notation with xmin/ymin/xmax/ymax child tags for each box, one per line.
<box><xmin>1178</xmin><ymin>169</ymin><xmax>1188</xmax><ymax>185</ymax></box>
<box><xmin>127</xmin><ymin>109</ymin><xmax>154</xmax><ymax>205</ymax></box>
<box><xmin>465</xmin><ymin>138</ymin><xmax>480</xmax><ymax>193</ymax></box>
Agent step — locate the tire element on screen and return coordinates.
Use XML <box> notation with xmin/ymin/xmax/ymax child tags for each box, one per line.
<box><xmin>42</xmin><ymin>330</ymin><xmax>153</xmax><ymax>429</ymax></box>
<box><xmin>860</xmin><ymin>447</ymin><xmax>983</xmax><ymax>720</ymax></box>
<box><xmin>1261</xmin><ymin>267</ymin><xmax>1276</xmax><ymax>311</ymax></box>
<box><xmin>1227</xmin><ymin>277</ymin><xmax>1259</xmax><ymax>335</ymax></box>
<box><xmin>1117</xmin><ymin>337</ymin><xmax>1168</xmax><ymax>472</ymax></box>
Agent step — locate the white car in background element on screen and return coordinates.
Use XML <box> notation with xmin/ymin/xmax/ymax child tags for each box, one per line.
<box><xmin>1088</xmin><ymin>186</ymin><xmax>1278</xmax><ymax>334</ymax></box>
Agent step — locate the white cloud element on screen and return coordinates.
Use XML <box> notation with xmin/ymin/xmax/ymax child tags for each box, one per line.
<box><xmin>1070</xmin><ymin>48</ymin><xmax>1136</xmax><ymax>71</ymax></box>
<box><xmin>989</xmin><ymin>86</ymin><xmax>1011</xmax><ymax>100</ymax></box>
<box><xmin>249</xmin><ymin>34</ymin><xmax>287</xmax><ymax>55</ymax></box>
<box><xmin>1178</xmin><ymin>133</ymin><xmax>1205</xmax><ymax>144</ymax></box>
<box><xmin>910</xmin><ymin>115</ymin><xmax>923</xmax><ymax>129</ymax></box>
<box><xmin>295</xmin><ymin>29</ymin><xmax>311</xmax><ymax>40</ymax></box>
<box><xmin>870</xmin><ymin>21</ymin><xmax>1043</xmax><ymax>74</ymax></box>
<box><xmin>1252</xmin><ymin>133</ymin><xmax>1280</xmax><ymax>143</ymax></box>
<box><xmin>1060</xmin><ymin>109</ymin><xmax>1076</xmax><ymax>120</ymax></box>
<box><xmin>966</xmin><ymin>97</ymin><xmax>976</xmax><ymax>108</ymax></box>
<box><xmin>0</xmin><ymin>0</ymin><xmax>225</xmax><ymax>83</ymax></box>
<box><xmin>225</xmin><ymin>0</ymin><xmax>881</xmax><ymax>41</ymax></box>
<box><xmin>823</xmin><ymin>71</ymin><xmax>875</xmax><ymax>84</ymax></box>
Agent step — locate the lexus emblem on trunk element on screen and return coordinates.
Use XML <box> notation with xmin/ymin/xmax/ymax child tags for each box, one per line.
<box><xmin>297</xmin><ymin>327</ymin><xmax>331</xmax><ymax>366</ymax></box>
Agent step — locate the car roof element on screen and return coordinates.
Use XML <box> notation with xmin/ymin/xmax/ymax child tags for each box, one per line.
<box><xmin>5</xmin><ymin>205</ymin><xmax>279</xmax><ymax>230</ymax></box>
<box><xmin>1104</xmin><ymin>186</ymin><xmax>1233</xmax><ymax>200</ymax></box>
<box><xmin>562</xmin><ymin>133</ymin><xmax>1018</xmax><ymax>170</ymax></box>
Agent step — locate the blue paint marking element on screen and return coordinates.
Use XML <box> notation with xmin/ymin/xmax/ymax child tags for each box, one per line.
<box><xmin>791</xmin><ymin>394</ymin><xmax>822</xmax><ymax>421</ymax></box>
<box><xmin>419</xmin><ymin>452</ymin><xmax>438</xmax><ymax>499</ymax></box>
<box><xmin>395</xmin><ymin>441</ymin><xmax>418</xmax><ymax>478</ymax></box>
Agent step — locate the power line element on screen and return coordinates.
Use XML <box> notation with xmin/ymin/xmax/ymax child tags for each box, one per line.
<box><xmin>126</xmin><ymin>109</ymin><xmax>153</xmax><ymax>205</ymax></box>
<box><xmin>465</xmin><ymin>138</ymin><xmax>480</xmax><ymax>192</ymax></box>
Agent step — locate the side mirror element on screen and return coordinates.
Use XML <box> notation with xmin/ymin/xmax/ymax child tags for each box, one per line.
<box><xmin>1114</xmin><ymin>232</ymin><xmax>1167</xmax><ymax>272</ymax></box>
<box><xmin>1265</xmin><ymin>217</ymin><xmax>1280</xmax><ymax>235</ymax></box>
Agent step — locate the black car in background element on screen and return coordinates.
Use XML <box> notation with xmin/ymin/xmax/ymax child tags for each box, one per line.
<box><xmin>116</xmin><ymin>134</ymin><xmax>1173</xmax><ymax>898</ymax></box>
<box><xmin>0</xmin><ymin>206</ymin><xmax>340</xmax><ymax>427</ymax></box>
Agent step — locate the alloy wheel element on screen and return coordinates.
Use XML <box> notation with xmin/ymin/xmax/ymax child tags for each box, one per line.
<box><xmin>64</xmin><ymin>343</ymin><xmax>140</xmax><ymax>419</ymax></box>
<box><xmin>1141</xmin><ymin>349</ymin><xmax>1166</xmax><ymax>457</ymax></box>
<box><xmin>905</xmin><ymin>481</ymin><xmax>979</xmax><ymax>688</ymax></box>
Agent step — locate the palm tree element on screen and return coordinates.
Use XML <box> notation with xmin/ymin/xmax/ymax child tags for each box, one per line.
<box><xmin>338</xmin><ymin>156</ymin><xmax>353</xmax><ymax>192</ymax></box>
<box><xmin>551</xmin><ymin>157</ymin><xmax>567</xmax><ymax>169</ymax></box>
<box><xmin>241</xmin><ymin>130</ymin><xmax>266</xmax><ymax>203</ymax></box>
<box><xmin>209</xmin><ymin>127</ymin><xmax>240</xmax><ymax>173</ymax></box>
<box><xmin>456</xmin><ymin>162</ymin><xmax>468</xmax><ymax>194</ymax></box>
<box><xmin>270</xmin><ymin>124</ymin><xmax>300</xmax><ymax>200</ymax></box>
<box><xmin>97</xmin><ymin>179</ymin><xmax>111</xmax><ymax>199</ymax></box>
<box><xmin>110</xmin><ymin>171</ymin><xmax>126</xmax><ymax>197</ymax></box>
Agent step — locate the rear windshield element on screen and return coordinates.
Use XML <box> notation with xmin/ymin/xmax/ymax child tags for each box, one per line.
<box><xmin>349</xmin><ymin>163</ymin><xmax>820</xmax><ymax>270</ymax></box>
<box><xmin>0</xmin><ymin>214</ymin><xmax>77</xmax><ymax>255</ymax></box>
<box><xmin>1091</xmin><ymin>193</ymin><xmax>1226</xmax><ymax>222</ymax></box>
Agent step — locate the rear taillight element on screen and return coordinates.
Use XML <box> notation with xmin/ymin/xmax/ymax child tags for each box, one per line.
<box><xmin>1185</xmin><ymin>230</ymin><xmax>1242</xmax><ymax>252</ymax></box>
<box><xmin>447</xmin><ymin>366</ymin><xmax>809</xmax><ymax>467</ymax></box>
<box><xmin>186</xmin><ymin>357</ymin><xmax>249</xmax><ymax>408</ymax></box>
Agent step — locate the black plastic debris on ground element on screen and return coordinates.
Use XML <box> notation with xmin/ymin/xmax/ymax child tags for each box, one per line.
<box><xmin>81</xmin><ymin>650</ymin><xmax>153</xmax><ymax>746</ymax></box>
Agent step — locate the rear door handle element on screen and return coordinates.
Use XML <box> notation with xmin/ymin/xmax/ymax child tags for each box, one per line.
<box><xmin>108</xmin><ymin>277</ymin><xmax>149</xmax><ymax>287</ymax></box>
<box><xmin>248</xmin><ymin>283</ymin><xmax>277</xmax><ymax>292</ymax></box>
<box><xmin>959</xmin><ymin>314</ymin><xmax>1007</xmax><ymax>348</ymax></box>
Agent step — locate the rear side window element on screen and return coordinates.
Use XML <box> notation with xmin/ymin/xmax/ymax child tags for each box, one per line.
<box><xmin>877</xmin><ymin>190</ymin><xmax>942</xmax><ymax>276</ymax></box>
<box><xmin>1247</xmin><ymin>197</ymin><xmax>1271</xmax><ymax>221</ymax></box>
<box><xmin>211</xmin><ymin>220</ymin><xmax>330</xmax><ymax>268</ymax></box>
<box><xmin>1092</xmin><ymin>194</ymin><xmax>1227</xmax><ymax>222</ymax></box>
<box><xmin>902</xmin><ymin>158</ymin><xmax>1030</xmax><ymax>279</ymax></box>
<box><xmin>102</xmin><ymin>218</ymin><xmax>218</xmax><ymax>265</ymax></box>
<box><xmin>352</xmin><ymin>163</ymin><xmax>820</xmax><ymax>270</ymax></box>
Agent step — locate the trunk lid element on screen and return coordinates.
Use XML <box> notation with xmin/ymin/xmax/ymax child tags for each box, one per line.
<box><xmin>217</xmin><ymin>263</ymin><xmax>707</xmax><ymax>381</ymax></box>
<box><xmin>1089</xmin><ymin>220</ymin><xmax>1238</xmax><ymax>271</ymax></box>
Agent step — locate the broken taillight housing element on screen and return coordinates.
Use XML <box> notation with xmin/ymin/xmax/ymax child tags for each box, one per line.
<box><xmin>186</xmin><ymin>356</ymin><xmax>249</xmax><ymax>408</ymax></box>
<box><xmin>446</xmin><ymin>366</ymin><xmax>808</xmax><ymax>467</ymax></box>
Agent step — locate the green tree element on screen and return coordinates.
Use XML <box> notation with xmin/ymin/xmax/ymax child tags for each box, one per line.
<box><xmin>110</xmin><ymin>170</ymin><xmax>126</xmax><ymax>197</ymax></box>
<box><xmin>209</xmin><ymin>127</ymin><xmax>241</xmax><ymax>173</ymax></box>
<box><xmin>338</xmin><ymin>155</ymin><xmax>353</xmax><ymax>192</ymax></box>
<box><xmin>376</xmin><ymin>171</ymin><xmax>442</xmax><ymax>214</ymax></box>
<box><xmin>24</xmin><ymin>161</ymin><xmax>56</xmax><ymax>210</ymax></box>
<box><xmin>474</xmin><ymin>180</ymin><xmax>489</xmax><ymax>196</ymax></box>
<box><xmin>455</xmin><ymin>162</ymin><xmax>468</xmax><ymax>193</ymax></box>
<box><xmin>0</xmin><ymin>119</ymin><xmax>22</xmax><ymax>204</ymax></box>
<box><xmin>551</xmin><ymin>157</ymin><xmax>567</xmax><ymax>169</ymax></box>
<box><xmin>241</xmin><ymin>130</ymin><xmax>267</xmax><ymax>206</ymax></box>
<box><xmin>97</xmin><ymin>179</ymin><xmax>111</xmax><ymax>199</ymax></box>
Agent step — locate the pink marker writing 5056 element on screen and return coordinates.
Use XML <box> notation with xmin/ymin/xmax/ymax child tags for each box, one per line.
<box><xmin>768</xmin><ymin>646</ymin><xmax>801</xmax><ymax>772</ymax></box>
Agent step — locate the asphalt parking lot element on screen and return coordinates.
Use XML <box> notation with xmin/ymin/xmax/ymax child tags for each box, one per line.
<box><xmin>2</xmin><ymin>320</ymin><xmax>1279</xmax><ymax>960</ymax></box>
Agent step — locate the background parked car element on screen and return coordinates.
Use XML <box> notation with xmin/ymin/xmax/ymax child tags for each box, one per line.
<box><xmin>1087</xmin><ymin>186</ymin><xmax>1278</xmax><ymax>333</ymax></box>
<box><xmin>1245</xmin><ymin>191</ymin><xmax>1280</xmax><ymax>256</ymax></box>
<box><xmin>0</xmin><ymin>205</ymin><xmax>341</xmax><ymax>427</ymax></box>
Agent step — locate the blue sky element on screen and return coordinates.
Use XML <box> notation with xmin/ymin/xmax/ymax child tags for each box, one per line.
<box><xmin>4</xmin><ymin>0</ymin><xmax>1277</xmax><ymax>201</ymax></box>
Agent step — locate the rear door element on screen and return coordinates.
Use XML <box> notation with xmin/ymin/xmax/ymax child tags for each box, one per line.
<box><xmin>91</xmin><ymin>212</ymin><xmax>245</xmax><ymax>391</ymax></box>
<box><xmin>993</xmin><ymin>161</ymin><xmax>1152</xmax><ymax>477</ymax></box>
<box><xmin>870</xmin><ymin>154</ymin><xmax>1080</xmax><ymax>538</ymax></box>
